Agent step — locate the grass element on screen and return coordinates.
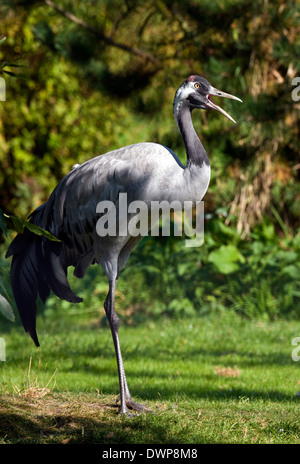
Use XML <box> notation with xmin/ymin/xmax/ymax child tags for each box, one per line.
<box><xmin>0</xmin><ymin>310</ymin><xmax>300</xmax><ymax>444</ymax></box>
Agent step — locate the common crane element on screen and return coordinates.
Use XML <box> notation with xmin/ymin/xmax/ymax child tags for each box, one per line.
<box><xmin>6</xmin><ymin>75</ymin><xmax>241</xmax><ymax>415</ymax></box>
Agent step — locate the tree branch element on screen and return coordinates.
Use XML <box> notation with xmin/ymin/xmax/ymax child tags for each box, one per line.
<box><xmin>42</xmin><ymin>0</ymin><xmax>159</xmax><ymax>64</ymax></box>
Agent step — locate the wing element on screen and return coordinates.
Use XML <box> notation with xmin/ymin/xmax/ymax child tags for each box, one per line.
<box><xmin>31</xmin><ymin>142</ymin><xmax>183</xmax><ymax>270</ymax></box>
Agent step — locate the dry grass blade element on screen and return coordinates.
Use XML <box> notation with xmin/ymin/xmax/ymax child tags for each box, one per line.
<box><xmin>10</xmin><ymin>357</ymin><xmax>57</xmax><ymax>399</ymax></box>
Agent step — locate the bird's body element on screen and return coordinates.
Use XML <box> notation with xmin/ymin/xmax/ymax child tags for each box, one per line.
<box><xmin>6</xmin><ymin>75</ymin><xmax>241</xmax><ymax>415</ymax></box>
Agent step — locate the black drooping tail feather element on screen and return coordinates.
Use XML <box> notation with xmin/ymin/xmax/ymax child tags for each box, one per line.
<box><xmin>5</xmin><ymin>228</ymin><xmax>82</xmax><ymax>347</ymax></box>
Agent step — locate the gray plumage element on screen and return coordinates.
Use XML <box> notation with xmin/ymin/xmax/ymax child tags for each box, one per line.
<box><xmin>6</xmin><ymin>75</ymin><xmax>241</xmax><ymax>415</ymax></box>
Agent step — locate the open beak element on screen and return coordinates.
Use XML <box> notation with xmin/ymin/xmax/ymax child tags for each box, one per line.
<box><xmin>206</xmin><ymin>86</ymin><xmax>242</xmax><ymax>123</ymax></box>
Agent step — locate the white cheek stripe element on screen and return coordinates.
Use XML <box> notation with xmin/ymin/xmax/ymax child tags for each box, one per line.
<box><xmin>175</xmin><ymin>82</ymin><xmax>195</xmax><ymax>102</ymax></box>
<box><xmin>173</xmin><ymin>82</ymin><xmax>197</xmax><ymax>126</ymax></box>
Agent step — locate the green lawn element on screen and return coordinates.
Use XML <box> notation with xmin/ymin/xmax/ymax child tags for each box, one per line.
<box><xmin>0</xmin><ymin>310</ymin><xmax>300</xmax><ymax>444</ymax></box>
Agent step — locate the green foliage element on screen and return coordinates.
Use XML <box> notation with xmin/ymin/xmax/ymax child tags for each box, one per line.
<box><xmin>0</xmin><ymin>208</ymin><xmax>60</xmax><ymax>241</ymax></box>
<box><xmin>207</xmin><ymin>244</ymin><xmax>245</xmax><ymax>274</ymax></box>
<box><xmin>0</xmin><ymin>293</ymin><xmax>14</xmax><ymax>322</ymax></box>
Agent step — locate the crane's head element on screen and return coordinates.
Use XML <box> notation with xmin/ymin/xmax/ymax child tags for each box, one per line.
<box><xmin>174</xmin><ymin>75</ymin><xmax>242</xmax><ymax>123</ymax></box>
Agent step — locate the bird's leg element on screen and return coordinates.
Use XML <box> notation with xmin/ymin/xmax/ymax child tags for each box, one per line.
<box><xmin>104</xmin><ymin>278</ymin><xmax>148</xmax><ymax>415</ymax></box>
<box><xmin>104</xmin><ymin>279</ymin><xmax>127</xmax><ymax>414</ymax></box>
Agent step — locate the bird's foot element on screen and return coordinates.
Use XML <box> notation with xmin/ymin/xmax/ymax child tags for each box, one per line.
<box><xmin>116</xmin><ymin>395</ymin><xmax>152</xmax><ymax>416</ymax></box>
<box><xmin>126</xmin><ymin>398</ymin><xmax>150</xmax><ymax>413</ymax></box>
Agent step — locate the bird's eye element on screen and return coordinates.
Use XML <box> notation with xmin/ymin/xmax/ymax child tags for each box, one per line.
<box><xmin>194</xmin><ymin>83</ymin><xmax>200</xmax><ymax>89</ymax></box>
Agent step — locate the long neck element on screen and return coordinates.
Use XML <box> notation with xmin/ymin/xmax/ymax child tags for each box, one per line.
<box><xmin>174</xmin><ymin>101</ymin><xmax>210</xmax><ymax>168</ymax></box>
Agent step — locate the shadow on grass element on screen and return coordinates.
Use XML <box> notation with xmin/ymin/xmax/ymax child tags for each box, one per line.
<box><xmin>0</xmin><ymin>396</ymin><xmax>187</xmax><ymax>444</ymax></box>
<box><xmin>1</xmin><ymin>390</ymin><xmax>299</xmax><ymax>445</ymax></box>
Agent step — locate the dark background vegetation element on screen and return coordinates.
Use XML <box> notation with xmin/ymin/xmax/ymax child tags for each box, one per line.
<box><xmin>0</xmin><ymin>0</ymin><xmax>300</xmax><ymax>324</ymax></box>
